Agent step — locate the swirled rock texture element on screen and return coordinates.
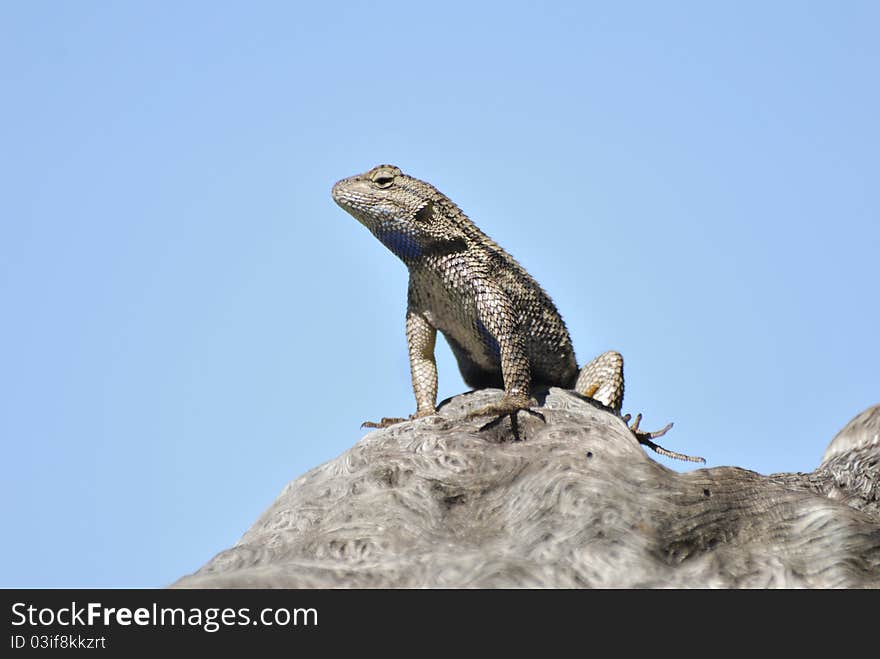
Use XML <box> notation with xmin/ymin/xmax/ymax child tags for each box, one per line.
<box><xmin>172</xmin><ymin>391</ymin><xmax>880</xmax><ymax>588</ymax></box>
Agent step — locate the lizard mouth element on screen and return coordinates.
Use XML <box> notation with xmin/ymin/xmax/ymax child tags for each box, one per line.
<box><xmin>331</xmin><ymin>178</ymin><xmax>374</xmax><ymax>212</ymax></box>
<box><xmin>330</xmin><ymin>179</ymin><xmax>353</xmax><ymax>206</ymax></box>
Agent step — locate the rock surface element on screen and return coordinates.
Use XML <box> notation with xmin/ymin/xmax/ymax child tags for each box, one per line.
<box><xmin>173</xmin><ymin>390</ymin><xmax>880</xmax><ymax>588</ymax></box>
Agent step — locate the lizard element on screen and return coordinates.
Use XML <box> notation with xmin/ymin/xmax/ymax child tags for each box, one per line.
<box><xmin>331</xmin><ymin>164</ymin><xmax>704</xmax><ymax>463</ymax></box>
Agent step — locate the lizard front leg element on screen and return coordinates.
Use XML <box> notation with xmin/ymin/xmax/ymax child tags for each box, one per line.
<box><xmin>362</xmin><ymin>307</ymin><xmax>438</xmax><ymax>429</ymax></box>
<box><xmin>465</xmin><ymin>285</ymin><xmax>544</xmax><ymax>435</ymax></box>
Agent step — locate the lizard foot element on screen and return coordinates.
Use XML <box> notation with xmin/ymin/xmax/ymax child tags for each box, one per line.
<box><xmin>623</xmin><ymin>412</ymin><xmax>705</xmax><ymax>463</ymax></box>
<box><xmin>467</xmin><ymin>395</ymin><xmax>545</xmax><ymax>441</ymax></box>
<box><xmin>361</xmin><ymin>416</ymin><xmax>410</xmax><ymax>428</ymax></box>
<box><xmin>361</xmin><ymin>410</ymin><xmax>435</xmax><ymax>428</ymax></box>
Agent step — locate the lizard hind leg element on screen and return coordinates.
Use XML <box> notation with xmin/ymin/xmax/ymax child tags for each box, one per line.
<box><xmin>575</xmin><ymin>351</ymin><xmax>703</xmax><ymax>462</ymax></box>
<box><xmin>575</xmin><ymin>350</ymin><xmax>625</xmax><ymax>413</ymax></box>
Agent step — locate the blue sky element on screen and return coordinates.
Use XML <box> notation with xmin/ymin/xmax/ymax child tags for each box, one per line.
<box><xmin>1</xmin><ymin>2</ymin><xmax>877</xmax><ymax>587</ymax></box>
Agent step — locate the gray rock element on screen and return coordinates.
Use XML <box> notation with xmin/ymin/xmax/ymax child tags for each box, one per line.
<box><xmin>172</xmin><ymin>391</ymin><xmax>880</xmax><ymax>588</ymax></box>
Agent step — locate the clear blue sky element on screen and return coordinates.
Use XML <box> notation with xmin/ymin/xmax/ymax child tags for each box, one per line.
<box><xmin>1</xmin><ymin>2</ymin><xmax>877</xmax><ymax>587</ymax></box>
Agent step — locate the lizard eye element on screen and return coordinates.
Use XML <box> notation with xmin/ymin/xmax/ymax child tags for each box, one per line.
<box><xmin>369</xmin><ymin>167</ymin><xmax>397</xmax><ymax>189</ymax></box>
<box><xmin>372</xmin><ymin>174</ymin><xmax>394</xmax><ymax>189</ymax></box>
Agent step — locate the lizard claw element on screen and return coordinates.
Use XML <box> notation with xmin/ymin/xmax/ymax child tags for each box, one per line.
<box><xmin>623</xmin><ymin>412</ymin><xmax>673</xmax><ymax>440</ymax></box>
<box><xmin>468</xmin><ymin>395</ymin><xmax>545</xmax><ymax>440</ymax></box>
<box><xmin>361</xmin><ymin>410</ymin><xmax>436</xmax><ymax>428</ymax></box>
<box><xmin>477</xmin><ymin>408</ymin><xmax>545</xmax><ymax>431</ymax></box>
<box><xmin>624</xmin><ymin>412</ymin><xmax>704</xmax><ymax>463</ymax></box>
<box><xmin>361</xmin><ymin>416</ymin><xmax>409</xmax><ymax>428</ymax></box>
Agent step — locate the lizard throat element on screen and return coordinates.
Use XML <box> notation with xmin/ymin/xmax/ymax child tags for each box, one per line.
<box><xmin>376</xmin><ymin>226</ymin><xmax>423</xmax><ymax>263</ymax></box>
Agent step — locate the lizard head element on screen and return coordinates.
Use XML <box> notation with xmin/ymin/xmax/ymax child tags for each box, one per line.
<box><xmin>332</xmin><ymin>164</ymin><xmax>464</xmax><ymax>264</ymax></box>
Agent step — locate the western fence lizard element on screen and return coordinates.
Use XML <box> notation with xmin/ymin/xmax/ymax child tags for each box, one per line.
<box><xmin>332</xmin><ymin>164</ymin><xmax>703</xmax><ymax>463</ymax></box>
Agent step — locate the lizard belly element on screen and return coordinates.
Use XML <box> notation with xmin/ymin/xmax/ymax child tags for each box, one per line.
<box><xmin>424</xmin><ymin>306</ymin><xmax>501</xmax><ymax>379</ymax></box>
<box><xmin>413</xmin><ymin>267</ymin><xmax>578</xmax><ymax>391</ymax></box>
<box><xmin>415</xmin><ymin>271</ymin><xmax>503</xmax><ymax>389</ymax></box>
